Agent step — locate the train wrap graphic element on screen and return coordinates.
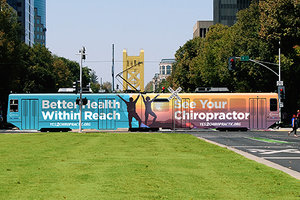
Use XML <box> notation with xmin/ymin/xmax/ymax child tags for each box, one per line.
<box><xmin>7</xmin><ymin>93</ymin><xmax>280</xmax><ymax>131</ymax></box>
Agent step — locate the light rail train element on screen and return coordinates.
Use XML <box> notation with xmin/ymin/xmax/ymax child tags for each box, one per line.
<box><xmin>7</xmin><ymin>92</ymin><xmax>280</xmax><ymax>131</ymax></box>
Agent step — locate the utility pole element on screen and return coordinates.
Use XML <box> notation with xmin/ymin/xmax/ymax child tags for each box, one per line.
<box><xmin>112</xmin><ymin>44</ymin><xmax>115</xmax><ymax>92</ymax></box>
<box><xmin>77</xmin><ymin>47</ymin><xmax>86</xmax><ymax>133</ymax></box>
<box><xmin>279</xmin><ymin>41</ymin><xmax>281</xmax><ymax>82</ymax></box>
<box><xmin>278</xmin><ymin>40</ymin><xmax>282</xmax><ymax>123</ymax></box>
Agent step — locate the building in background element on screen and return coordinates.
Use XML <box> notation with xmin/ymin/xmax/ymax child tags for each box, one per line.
<box><xmin>6</xmin><ymin>0</ymin><xmax>46</xmax><ymax>46</ymax></box>
<box><xmin>193</xmin><ymin>21</ymin><xmax>213</xmax><ymax>38</ymax></box>
<box><xmin>193</xmin><ymin>1</ymin><xmax>252</xmax><ymax>38</ymax></box>
<box><xmin>34</xmin><ymin>0</ymin><xmax>46</xmax><ymax>45</ymax></box>
<box><xmin>213</xmin><ymin>0</ymin><xmax>251</xmax><ymax>26</ymax></box>
<box><xmin>152</xmin><ymin>59</ymin><xmax>176</xmax><ymax>92</ymax></box>
<box><xmin>7</xmin><ymin>0</ymin><xmax>35</xmax><ymax>46</ymax></box>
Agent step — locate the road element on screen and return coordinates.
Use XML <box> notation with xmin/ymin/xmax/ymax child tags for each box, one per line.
<box><xmin>189</xmin><ymin>130</ymin><xmax>300</xmax><ymax>176</ymax></box>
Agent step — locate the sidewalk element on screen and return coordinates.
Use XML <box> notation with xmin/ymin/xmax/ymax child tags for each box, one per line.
<box><xmin>0</xmin><ymin>129</ymin><xmax>39</xmax><ymax>134</ymax></box>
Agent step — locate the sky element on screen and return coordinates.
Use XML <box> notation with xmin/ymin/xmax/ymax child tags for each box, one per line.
<box><xmin>46</xmin><ymin>0</ymin><xmax>213</xmax><ymax>88</ymax></box>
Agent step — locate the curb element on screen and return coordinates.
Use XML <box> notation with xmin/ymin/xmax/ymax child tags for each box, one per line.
<box><xmin>197</xmin><ymin>136</ymin><xmax>300</xmax><ymax>180</ymax></box>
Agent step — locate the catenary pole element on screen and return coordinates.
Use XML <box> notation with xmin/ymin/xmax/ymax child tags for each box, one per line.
<box><xmin>79</xmin><ymin>48</ymin><xmax>83</xmax><ymax>133</ymax></box>
<box><xmin>76</xmin><ymin>47</ymin><xmax>86</xmax><ymax>133</ymax></box>
<box><xmin>112</xmin><ymin>44</ymin><xmax>115</xmax><ymax>92</ymax></box>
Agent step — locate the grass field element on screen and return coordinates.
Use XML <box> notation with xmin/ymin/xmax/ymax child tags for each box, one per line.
<box><xmin>0</xmin><ymin>132</ymin><xmax>300</xmax><ymax>200</ymax></box>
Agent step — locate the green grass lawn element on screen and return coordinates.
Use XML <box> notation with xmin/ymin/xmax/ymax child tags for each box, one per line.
<box><xmin>0</xmin><ymin>132</ymin><xmax>299</xmax><ymax>200</ymax></box>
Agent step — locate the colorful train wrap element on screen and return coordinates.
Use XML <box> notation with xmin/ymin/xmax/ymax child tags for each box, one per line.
<box><xmin>7</xmin><ymin>92</ymin><xmax>280</xmax><ymax>131</ymax></box>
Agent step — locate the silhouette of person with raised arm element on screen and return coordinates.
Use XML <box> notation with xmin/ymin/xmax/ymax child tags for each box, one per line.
<box><xmin>142</xmin><ymin>94</ymin><xmax>159</xmax><ymax>126</ymax></box>
<box><xmin>117</xmin><ymin>94</ymin><xmax>142</xmax><ymax>129</ymax></box>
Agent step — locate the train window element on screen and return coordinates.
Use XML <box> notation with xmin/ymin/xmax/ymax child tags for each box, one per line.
<box><xmin>153</xmin><ymin>99</ymin><xmax>169</xmax><ymax>102</ymax></box>
<box><xmin>10</xmin><ymin>99</ymin><xmax>19</xmax><ymax>112</ymax></box>
<box><xmin>270</xmin><ymin>98</ymin><xmax>278</xmax><ymax>111</ymax></box>
<box><xmin>230</xmin><ymin>99</ymin><xmax>246</xmax><ymax>112</ymax></box>
<box><xmin>153</xmin><ymin>99</ymin><xmax>169</xmax><ymax>112</ymax></box>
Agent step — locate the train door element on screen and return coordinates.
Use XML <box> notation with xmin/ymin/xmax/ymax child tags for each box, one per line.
<box><xmin>21</xmin><ymin>99</ymin><xmax>38</xmax><ymax>130</ymax></box>
<box><xmin>249</xmin><ymin>98</ymin><xmax>267</xmax><ymax>129</ymax></box>
<box><xmin>98</xmin><ymin>98</ymin><xmax>116</xmax><ymax>130</ymax></box>
<box><xmin>172</xmin><ymin>98</ymin><xmax>190</xmax><ymax>129</ymax></box>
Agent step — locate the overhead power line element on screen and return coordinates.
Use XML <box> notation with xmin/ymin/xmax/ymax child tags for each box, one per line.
<box><xmin>85</xmin><ymin>60</ymin><xmax>160</xmax><ymax>63</ymax></box>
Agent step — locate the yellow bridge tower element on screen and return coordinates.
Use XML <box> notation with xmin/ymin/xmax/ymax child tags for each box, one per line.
<box><xmin>122</xmin><ymin>49</ymin><xmax>144</xmax><ymax>92</ymax></box>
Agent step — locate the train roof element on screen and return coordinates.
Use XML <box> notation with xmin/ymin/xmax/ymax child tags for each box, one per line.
<box><xmin>9</xmin><ymin>92</ymin><xmax>278</xmax><ymax>97</ymax></box>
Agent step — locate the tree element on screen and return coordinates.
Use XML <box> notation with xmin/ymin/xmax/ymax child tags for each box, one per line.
<box><xmin>102</xmin><ymin>82</ymin><xmax>112</xmax><ymax>93</ymax></box>
<box><xmin>53</xmin><ymin>56</ymin><xmax>72</xmax><ymax>89</ymax></box>
<box><xmin>259</xmin><ymin>0</ymin><xmax>299</xmax><ymax>50</ymax></box>
<box><xmin>158</xmin><ymin>79</ymin><xmax>168</xmax><ymax>93</ymax></box>
<box><xmin>172</xmin><ymin>37</ymin><xmax>202</xmax><ymax>92</ymax></box>
<box><xmin>52</xmin><ymin>56</ymin><xmax>92</xmax><ymax>89</ymax></box>
<box><xmin>230</xmin><ymin>1</ymin><xmax>277</xmax><ymax>92</ymax></box>
<box><xmin>0</xmin><ymin>0</ymin><xmax>23</xmax><ymax>92</ymax></box>
<box><xmin>22</xmin><ymin>44</ymin><xmax>56</xmax><ymax>92</ymax></box>
<box><xmin>196</xmin><ymin>24</ymin><xmax>233</xmax><ymax>90</ymax></box>
<box><xmin>258</xmin><ymin>0</ymin><xmax>300</xmax><ymax>119</ymax></box>
<box><xmin>90</xmin><ymin>82</ymin><xmax>100</xmax><ymax>93</ymax></box>
<box><xmin>144</xmin><ymin>81</ymin><xmax>153</xmax><ymax>92</ymax></box>
<box><xmin>171</xmin><ymin>24</ymin><xmax>235</xmax><ymax>92</ymax></box>
<box><xmin>0</xmin><ymin>0</ymin><xmax>25</xmax><ymax>122</ymax></box>
<box><xmin>89</xmin><ymin>70</ymin><xmax>100</xmax><ymax>93</ymax></box>
<box><xmin>90</xmin><ymin>70</ymin><xmax>98</xmax><ymax>83</ymax></box>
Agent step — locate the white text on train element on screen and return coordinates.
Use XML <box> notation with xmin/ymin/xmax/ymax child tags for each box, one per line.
<box><xmin>42</xmin><ymin>100</ymin><xmax>120</xmax><ymax>109</ymax></box>
<box><xmin>174</xmin><ymin>100</ymin><xmax>228</xmax><ymax>109</ymax></box>
<box><xmin>42</xmin><ymin>111</ymin><xmax>120</xmax><ymax>120</ymax></box>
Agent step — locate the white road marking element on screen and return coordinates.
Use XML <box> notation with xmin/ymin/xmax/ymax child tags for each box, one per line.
<box><xmin>263</xmin><ymin>157</ymin><xmax>300</xmax><ymax>160</ymax></box>
<box><xmin>233</xmin><ymin>146</ymin><xmax>293</xmax><ymax>148</ymax></box>
<box><xmin>248</xmin><ymin>149</ymin><xmax>300</xmax><ymax>155</ymax></box>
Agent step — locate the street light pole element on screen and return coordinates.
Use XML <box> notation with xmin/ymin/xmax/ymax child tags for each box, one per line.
<box><xmin>236</xmin><ymin>46</ymin><xmax>283</xmax><ymax>124</ymax></box>
<box><xmin>279</xmin><ymin>41</ymin><xmax>281</xmax><ymax>82</ymax></box>
<box><xmin>247</xmin><ymin>57</ymin><xmax>283</xmax><ymax>123</ymax></box>
<box><xmin>112</xmin><ymin>44</ymin><xmax>115</xmax><ymax>92</ymax></box>
<box><xmin>77</xmin><ymin>47</ymin><xmax>86</xmax><ymax>133</ymax></box>
<box><xmin>278</xmin><ymin>41</ymin><xmax>282</xmax><ymax>123</ymax></box>
<box><xmin>79</xmin><ymin>49</ymin><xmax>83</xmax><ymax>132</ymax></box>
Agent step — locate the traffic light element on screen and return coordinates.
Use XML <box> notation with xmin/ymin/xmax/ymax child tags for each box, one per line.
<box><xmin>162</xmin><ymin>86</ymin><xmax>165</xmax><ymax>93</ymax></box>
<box><xmin>82</xmin><ymin>97</ymin><xmax>88</xmax><ymax>105</ymax></box>
<box><xmin>81</xmin><ymin>47</ymin><xmax>86</xmax><ymax>60</ymax></box>
<box><xmin>280</xmin><ymin>88</ymin><xmax>285</xmax><ymax>99</ymax></box>
<box><xmin>76</xmin><ymin>98</ymin><xmax>80</xmax><ymax>105</ymax></box>
<box><xmin>73</xmin><ymin>81</ymin><xmax>79</xmax><ymax>93</ymax></box>
<box><xmin>73</xmin><ymin>82</ymin><xmax>76</xmax><ymax>92</ymax></box>
<box><xmin>76</xmin><ymin>97</ymin><xmax>88</xmax><ymax>105</ymax></box>
<box><xmin>228</xmin><ymin>57</ymin><xmax>236</xmax><ymax>71</ymax></box>
<box><xmin>278</xmin><ymin>86</ymin><xmax>285</xmax><ymax>99</ymax></box>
